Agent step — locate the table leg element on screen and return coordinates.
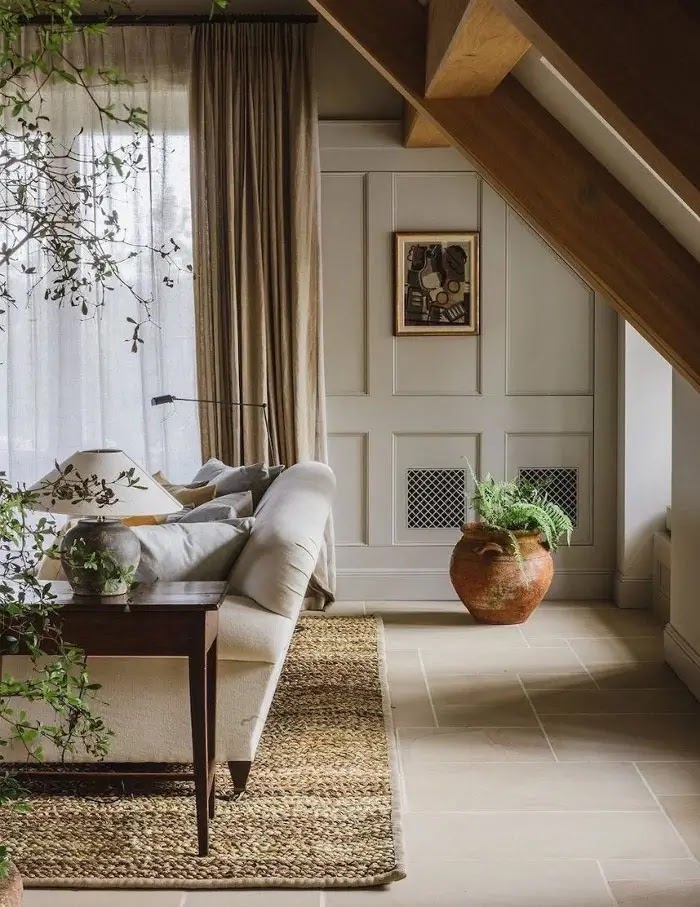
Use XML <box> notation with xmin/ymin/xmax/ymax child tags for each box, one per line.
<box><xmin>207</xmin><ymin>638</ymin><xmax>218</xmax><ymax>819</ymax></box>
<box><xmin>188</xmin><ymin>643</ymin><xmax>209</xmax><ymax>857</ymax></box>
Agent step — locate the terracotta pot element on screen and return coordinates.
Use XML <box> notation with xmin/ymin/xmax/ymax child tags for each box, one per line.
<box><xmin>449</xmin><ymin>522</ymin><xmax>553</xmax><ymax>624</ymax></box>
<box><xmin>0</xmin><ymin>863</ymin><xmax>23</xmax><ymax>907</ymax></box>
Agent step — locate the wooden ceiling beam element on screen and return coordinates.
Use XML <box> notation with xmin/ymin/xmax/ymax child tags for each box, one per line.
<box><xmin>404</xmin><ymin>101</ymin><xmax>450</xmax><ymax>148</ymax></box>
<box><xmin>492</xmin><ymin>0</ymin><xmax>700</xmax><ymax>218</ymax></box>
<box><xmin>427</xmin><ymin>0</ymin><xmax>530</xmax><ymax>98</ymax></box>
<box><xmin>307</xmin><ymin>0</ymin><xmax>700</xmax><ymax>391</ymax></box>
<box><xmin>407</xmin><ymin>0</ymin><xmax>530</xmax><ymax>147</ymax></box>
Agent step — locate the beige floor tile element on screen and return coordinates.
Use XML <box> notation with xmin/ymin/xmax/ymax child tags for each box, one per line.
<box><xmin>659</xmin><ymin>796</ymin><xmax>700</xmax><ymax>859</ymax></box>
<box><xmin>386</xmin><ymin>650</ymin><xmax>436</xmax><ymax>728</ymax></box>
<box><xmin>23</xmin><ymin>894</ymin><xmax>184</xmax><ymax>907</ymax></box>
<box><xmin>404</xmin><ymin>811</ymin><xmax>687</xmax><ymax>860</ymax></box>
<box><xmin>638</xmin><ymin>763</ymin><xmax>700</xmax><ymax>797</ymax></box>
<box><xmin>398</xmin><ymin>726</ymin><xmax>554</xmax><ymax>764</ymax></box>
<box><xmin>537</xmin><ymin>599</ymin><xmax>617</xmax><ymax>609</ymax></box>
<box><xmin>569</xmin><ymin>636</ymin><xmax>665</xmax><ymax>666</ymax></box>
<box><xmin>601</xmin><ymin>859</ymin><xmax>700</xmax><ymax>881</ymax></box>
<box><xmin>540</xmin><ymin>714</ymin><xmax>700</xmax><ymax>762</ymax></box>
<box><xmin>421</xmin><ymin>645</ymin><xmax>582</xmax><ymax>675</ymax></box>
<box><xmin>187</xmin><ymin>892</ymin><xmax>321</xmax><ymax>905</ymax></box>
<box><xmin>587</xmin><ymin>662</ymin><xmax>685</xmax><ymax>690</ymax></box>
<box><xmin>522</xmin><ymin>635</ymin><xmax>572</xmax><ymax>648</ymax></box>
<box><xmin>518</xmin><ymin>669</ymin><xmax>599</xmax><ymax>691</ymax></box>
<box><xmin>403</xmin><ymin>761</ymin><xmax>656</xmax><ymax>812</ymax></box>
<box><xmin>426</xmin><ymin>673</ymin><xmax>536</xmax><ymax>727</ymax></box>
<box><xmin>366</xmin><ymin>600</ymin><xmax>465</xmax><ymax>614</ymax></box>
<box><xmin>325</xmin><ymin>601</ymin><xmax>366</xmax><ymax>615</ymax></box>
<box><xmin>383</xmin><ymin>613</ymin><xmax>525</xmax><ymax>652</ymax></box>
<box><xmin>529</xmin><ymin>688</ymin><xmax>700</xmax><ymax>716</ymax></box>
<box><xmin>326</xmin><ymin>860</ymin><xmax>614</xmax><ymax>906</ymax></box>
<box><xmin>610</xmin><ymin>879</ymin><xmax>700</xmax><ymax>905</ymax></box>
<box><xmin>521</xmin><ymin>607</ymin><xmax>662</xmax><ymax>641</ymax></box>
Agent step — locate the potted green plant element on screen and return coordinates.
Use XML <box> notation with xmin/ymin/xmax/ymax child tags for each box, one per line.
<box><xmin>0</xmin><ymin>475</ymin><xmax>116</xmax><ymax>900</ymax></box>
<box><xmin>450</xmin><ymin>468</ymin><xmax>573</xmax><ymax>624</ymax></box>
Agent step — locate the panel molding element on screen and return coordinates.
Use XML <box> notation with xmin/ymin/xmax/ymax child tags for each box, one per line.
<box><xmin>614</xmin><ymin>572</ymin><xmax>652</xmax><ymax>610</ymax></box>
<box><xmin>392</xmin><ymin>171</ymin><xmax>484</xmax><ymax>397</ymax></box>
<box><xmin>323</xmin><ymin>171</ymin><xmax>370</xmax><ymax>397</ymax></box>
<box><xmin>336</xmin><ymin>566</ymin><xmax>614</xmax><ymax>601</ymax></box>
<box><xmin>505</xmin><ymin>431</ymin><xmax>594</xmax><ymax>545</ymax></box>
<box><xmin>505</xmin><ymin>206</ymin><xmax>595</xmax><ymax>397</ymax></box>
<box><xmin>327</xmin><ymin>431</ymin><xmax>370</xmax><ymax>546</ymax></box>
<box><xmin>393</xmin><ymin>431</ymin><xmax>480</xmax><ymax>547</ymax></box>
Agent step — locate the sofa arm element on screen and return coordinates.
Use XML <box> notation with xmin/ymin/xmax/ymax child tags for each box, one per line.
<box><xmin>227</xmin><ymin>462</ymin><xmax>335</xmax><ymax>619</ymax></box>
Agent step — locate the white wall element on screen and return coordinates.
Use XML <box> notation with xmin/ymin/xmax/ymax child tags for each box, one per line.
<box><xmin>667</xmin><ymin>375</ymin><xmax>700</xmax><ymax>698</ymax></box>
<box><xmin>321</xmin><ymin>122</ymin><xmax>618</xmax><ymax>601</ymax></box>
<box><xmin>616</xmin><ymin>322</ymin><xmax>672</xmax><ymax>608</ymax></box>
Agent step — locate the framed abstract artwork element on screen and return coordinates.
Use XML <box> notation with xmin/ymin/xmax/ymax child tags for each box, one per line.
<box><xmin>394</xmin><ymin>232</ymin><xmax>479</xmax><ymax>336</ymax></box>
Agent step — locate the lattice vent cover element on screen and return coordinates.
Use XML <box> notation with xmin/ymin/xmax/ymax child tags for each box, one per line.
<box><xmin>518</xmin><ymin>466</ymin><xmax>579</xmax><ymax>527</ymax></box>
<box><xmin>407</xmin><ymin>468</ymin><xmax>466</xmax><ymax>530</ymax></box>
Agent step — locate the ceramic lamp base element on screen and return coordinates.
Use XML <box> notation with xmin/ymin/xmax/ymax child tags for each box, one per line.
<box><xmin>60</xmin><ymin>518</ymin><xmax>140</xmax><ymax>597</ymax></box>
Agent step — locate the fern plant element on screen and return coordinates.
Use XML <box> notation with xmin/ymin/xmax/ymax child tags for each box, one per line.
<box><xmin>466</xmin><ymin>463</ymin><xmax>573</xmax><ymax>557</ymax></box>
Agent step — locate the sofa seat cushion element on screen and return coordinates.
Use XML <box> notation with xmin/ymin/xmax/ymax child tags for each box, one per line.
<box><xmin>218</xmin><ymin>594</ymin><xmax>294</xmax><ymax>664</ymax></box>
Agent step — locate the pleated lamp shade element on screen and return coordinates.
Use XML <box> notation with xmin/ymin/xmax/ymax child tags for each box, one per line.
<box><xmin>28</xmin><ymin>449</ymin><xmax>183</xmax><ymax>517</ymax></box>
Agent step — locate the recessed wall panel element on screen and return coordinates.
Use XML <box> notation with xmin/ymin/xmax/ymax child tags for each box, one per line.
<box><xmin>394</xmin><ymin>432</ymin><xmax>479</xmax><ymax>545</ymax></box>
<box><xmin>321</xmin><ymin>173</ymin><xmax>367</xmax><ymax>395</ymax></box>
<box><xmin>506</xmin><ymin>432</ymin><xmax>593</xmax><ymax>545</ymax></box>
<box><xmin>395</xmin><ymin>336</ymin><xmax>479</xmax><ymax>395</ymax></box>
<box><xmin>393</xmin><ymin>172</ymin><xmax>481</xmax><ymax>396</ymax></box>
<box><xmin>328</xmin><ymin>433</ymin><xmax>368</xmax><ymax>545</ymax></box>
<box><xmin>506</xmin><ymin>210</ymin><xmax>594</xmax><ymax>396</ymax></box>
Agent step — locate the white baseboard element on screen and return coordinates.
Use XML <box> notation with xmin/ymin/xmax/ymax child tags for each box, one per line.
<box><xmin>614</xmin><ymin>573</ymin><xmax>652</xmax><ymax>609</ymax></box>
<box><xmin>664</xmin><ymin>623</ymin><xmax>700</xmax><ymax>702</ymax></box>
<box><xmin>336</xmin><ymin>568</ymin><xmax>614</xmax><ymax>602</ymax></box>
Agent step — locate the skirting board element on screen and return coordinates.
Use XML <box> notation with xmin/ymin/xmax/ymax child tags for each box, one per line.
<box><xmin>614</xmin><ymin>573</ymin><xmax>652</xmax><ymax>609</ymax></box>
<box><xmin>665</xmin><ymin>623</ymin><xmax>700</xmax><ymax>702</ymax></box>
<box><xmin>336</xmin><ymin>569</ymin><xmax>614</xmax><ymax>602</ymax></box>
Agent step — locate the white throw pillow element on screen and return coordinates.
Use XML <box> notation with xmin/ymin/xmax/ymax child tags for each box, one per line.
<box><xmin>175</xmin><ymin>491</ymin><xmax>254</xmax><ymax>523</ymax></box>
<box><xmin>132</xmin><ymin>520</ymin><xmax>253</xmax><ymax>583</ymax></box>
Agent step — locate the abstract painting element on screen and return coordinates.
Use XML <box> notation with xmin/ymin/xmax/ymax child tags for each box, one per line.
<box><xmin>394</xmin><ymin>232</ymin><xmax>479</xmax><ymax>336</ymax></box>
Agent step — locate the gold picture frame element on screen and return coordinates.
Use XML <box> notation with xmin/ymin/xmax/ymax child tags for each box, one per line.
<box><xmin>394</xmin><ymin>232</ymin><xmax>479</xmax><ymax>336</ymax></box>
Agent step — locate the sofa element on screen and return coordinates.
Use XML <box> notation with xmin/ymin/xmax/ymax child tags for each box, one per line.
<box><xmin>5</xmin><ymin>461</ymin><xmax>335</xmax><ymax>793</ymax></box>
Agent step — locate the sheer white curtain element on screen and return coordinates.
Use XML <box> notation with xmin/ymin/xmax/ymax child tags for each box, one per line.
<box><xmin>0</xmin><ymin>26</ymin><xmax>200</xmax><ymax>485</ymax></box>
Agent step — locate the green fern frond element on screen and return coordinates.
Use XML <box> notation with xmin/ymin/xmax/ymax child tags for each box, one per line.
<box><xmin>462</xmin><ymin>459</ymin><xmax>573</xmax><ymax>553</ymax></box>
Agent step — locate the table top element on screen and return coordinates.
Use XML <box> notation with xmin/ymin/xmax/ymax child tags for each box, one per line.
<box><xmin>48</xmin><ymin>581</ymin><xmax>228</xmax><ymax>612</ymax></box>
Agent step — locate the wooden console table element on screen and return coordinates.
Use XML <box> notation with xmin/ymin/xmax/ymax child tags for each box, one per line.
<box><xmin>19</xmin><ymin>580</ymin><xmax>227</xmax><ymax>857</ymax></box>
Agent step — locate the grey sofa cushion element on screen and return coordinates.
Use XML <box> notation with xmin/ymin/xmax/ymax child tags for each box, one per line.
<box><xmin>191</xmin><ymin>459</ymin><xmax>285</xmax><ymax>506</ymax></box>
<box><xmin>132</xmin><ymin>520</ymin><xmax>253</xmax><ymax>583</ymax></box>
<box><xmin>175</xmin><ymin>491</ymin><xmax>254</xmax><ymax>523</ymax></box>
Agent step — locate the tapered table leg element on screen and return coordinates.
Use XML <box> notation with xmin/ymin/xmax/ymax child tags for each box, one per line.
<box><xmin>207</xmin><ymin>638</ymin><xmax>218</xmax><ymax>819</ymax></box>
<box><xmin>189</xmin><ymin>643</ymin><xmax>209</xmax><ymax>856</ymax></box>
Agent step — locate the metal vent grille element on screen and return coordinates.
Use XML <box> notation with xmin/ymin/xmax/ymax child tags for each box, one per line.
<box><xmin>407</xmin><ymin>468</ymin><xmax>466</xmax><ymax>530</ymax></box>
<box><xmin>518</xmin><ymin>466</ymin><xmax>579</xmax><ymax>527</ymax></box>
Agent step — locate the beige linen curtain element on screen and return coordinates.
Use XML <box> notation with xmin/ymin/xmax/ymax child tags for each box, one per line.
<box><xmin>189</xmin><ymin>22</ymin><xmax>334</xmax><ymax>607</ymax></box>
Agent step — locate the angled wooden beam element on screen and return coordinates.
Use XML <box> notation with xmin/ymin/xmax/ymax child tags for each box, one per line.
<box><xmin>427</xmin><ymin>0</ymin><xmax>530</xmax><ymax>98</ymax></box>
<box><xmin>492</xmin><ymin>0</ymin><xmax>700</xmax><ymax>218</ymax></box>
<box><xmin>307</xmin><ymin>0</ymin><xmax>700</xmax><ymax>391</ymax></box>
<box><xmin>404</xmin><ymin>101</ymin><xmax>449</xmax><ymax>148</ymax></box>
<box><xmin>407</xmin><ymin>0</ymin><xmax>530</xmax><ymax>147</ymax></box>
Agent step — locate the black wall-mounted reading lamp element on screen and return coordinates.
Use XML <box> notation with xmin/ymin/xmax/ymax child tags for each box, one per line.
<box><xmin>151</xmin><ymin>394</ymin><xmax>275</xmax><ymax>465</ymax></box>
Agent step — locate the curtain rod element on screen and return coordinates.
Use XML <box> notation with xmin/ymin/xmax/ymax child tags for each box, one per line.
<box><xmin>27</xmin><ymin>13</ymin><xmax>319</xmax><ymax>26</ymax></box>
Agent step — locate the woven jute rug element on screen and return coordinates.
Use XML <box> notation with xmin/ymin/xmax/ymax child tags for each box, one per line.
<box><xmin>4</xmin><ymin>616</ymin><xmax>405</xmax><ymax>890</ymax></box>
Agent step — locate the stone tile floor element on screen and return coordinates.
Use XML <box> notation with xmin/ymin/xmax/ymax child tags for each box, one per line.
<box><xmin>23</xmin><ymin>600</ymin><xmax>700</xmax><ymax>906</ymax></box>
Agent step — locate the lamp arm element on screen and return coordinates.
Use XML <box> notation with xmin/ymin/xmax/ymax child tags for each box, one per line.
<box><xmin>151</xmin><ymin>394</ymin><xmax>276</xmax><ymax>464</ymax></box>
